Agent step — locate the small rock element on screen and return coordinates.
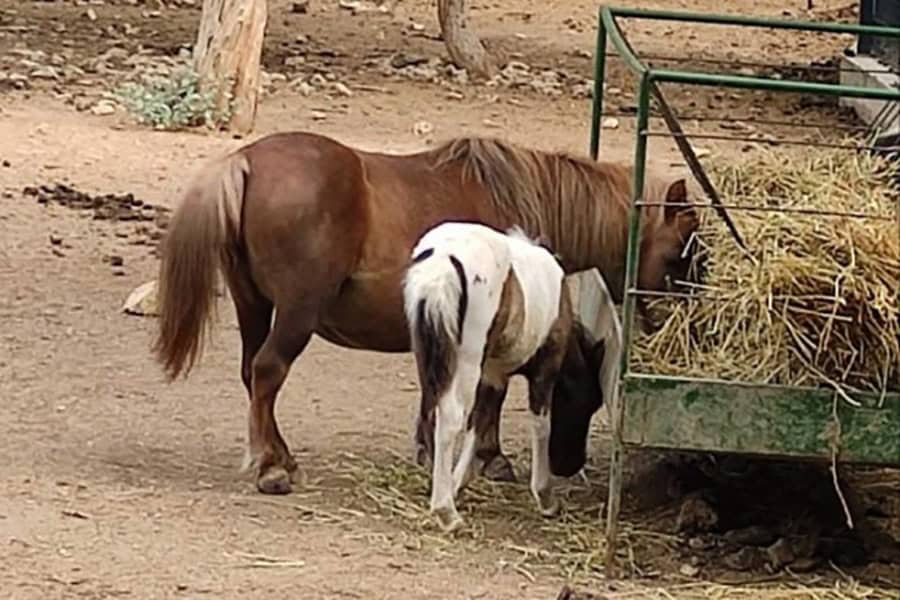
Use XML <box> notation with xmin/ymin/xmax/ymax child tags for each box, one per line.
<box><xmin>766</xmin><ymin>538</ymin><xmax>796</xmax><ymax>569</ymax></box>
<box><xmin>85</xmin><ymin>8</ymin><xmax>98</xmax><ymax>21</ymax></box>
<box><xmin>112</xmin><ymin>268</ymin><xmax>126</xmax><ymax>277</ymax></box>
<box><xmin>291</xmin><ymin>79</ymin><xmax>314</xmax><ymax>96</ymax></box>
<box><xmin>338</xmin><ymin>0</ymin><xmax>360</xmax><ymax>10</ymax></box>
<box><xmin>787</xmin><ymin>557</ymin><xmax>820</xmax><ymax>573</ymax></box>
<box><xmin>688</xmin><ymin>536</ymin><xmax>715</xmax><ymax>551</ymax></box>
<box><xmin>676</xmin><ymin>494</ymin><xmax>718</xmax><ymax>534</ymax></box>
<box><xmin>310</xmin><ymin>110</ymin><xmax>327</xmax><ymax>120</ymax></box>
<box><xmin>723</xmin><ymin>526</ymin><xmax>776</xmax><ymax>547</ymax></box>
<box><xmin>284</xmin><ymin>56</ymin><xmax>305</xmax><ymax>68</ymax></box>
<box><xmin>290</xmin><ymin>0</ymin><xmax>309</xmax><ymax>13</ymax></box>
<box><xmin>390</xmin><ymin>52</ymin><xmax>428</xmax><ymax>69</ymax></box>
<box><xmin>49</xmin><ymin>234</ymin><xmax>63</xmax><ymax>246</ymax></box>
<box><xmin>601</xmin><ymin>117</ymin><xmax>619</xmax><ymax>130</ymax></box>
<box><xmin>309</xmin><ymin>73</ymin><xmax>327</xmax><ymax>86</ymax></box>
<box><xmin>90</xmin><ymin>101</ymin><xmax>116</xmax><ymax>116</ymax></box>
<box><xmin>122</xmin><ymin>280</ymin><xmax>158</xmax><ymax>317</ymax></box>
<box><xmin>412</xmin><ymin>120</ymin><xmax>434</xmax><ymax>136</ymax></box>
<box><xmin>107</xmin><ymin>255</ymin><xmax>124</xmax><ymax>267</ymax></box>
<box><xmin>332</xmin><ymin>82</ymin><xmax>352</xmax><ymax>97</ymax></box>
<box><xmin>30</xmin><ymin>67</ymin><xmax>59</xmax><ymax>80</ymax></box>
<box><xmin>679</xmin><ymin>564</ymin><xmax>700</xmax><ymax>577</ymax></box>
<box><xmin>694</xmin><ymin>147</ymin><xmax>711</xmax><ymax>159</ymax></box>
<box><xmin>723</xmin><ymin>547</ymin><xmax>764</xmax><ymax>571</ymax></box>
<box><xmin>2</xmin><ymin>160</ymin><xmax>10</xmax><ymax>168</ymax></box>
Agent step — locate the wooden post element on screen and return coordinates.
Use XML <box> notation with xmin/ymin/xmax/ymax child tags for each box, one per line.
<box><xmin>437</xmin><ymin>0</ymin><xmax>496</xmax><ymax>80</ymax></box>
<box><xmin>194</xmin><ymin>0</ymin><xmax>268</xmax><ymax>135</ymax></box>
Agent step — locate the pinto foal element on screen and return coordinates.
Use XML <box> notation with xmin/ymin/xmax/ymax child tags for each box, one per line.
<box><xmin>404</xmin><ymin>222</ymin><xmax>608</xmax><ymax>531</ymax></box>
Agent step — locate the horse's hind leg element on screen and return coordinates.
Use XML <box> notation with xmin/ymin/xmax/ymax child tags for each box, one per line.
<box><xmin>471</xmin><ymin>384</ymin><xmax>517</xmax><ymax>482</ymax></box>
<box><xmin>244</xmin><ymin>303</ymin><xmax>316</xmax><ymax>494</ymax></box>
<box><xmin>415</xmin><ymin>382</ymin><xmax>516</xmax><ymax>483</ymax></box>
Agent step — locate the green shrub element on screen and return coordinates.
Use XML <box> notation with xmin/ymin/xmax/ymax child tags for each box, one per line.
<box><xmin>115</xmin><ymin>66</ymin><xmax>231</xmax><ymax>130</ymax></box>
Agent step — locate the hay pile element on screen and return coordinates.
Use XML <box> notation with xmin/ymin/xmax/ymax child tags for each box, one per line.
<box><xmin>634</xmin><ymin>147</ymin><xmax>899</xmax><ymax>397</ymax></box>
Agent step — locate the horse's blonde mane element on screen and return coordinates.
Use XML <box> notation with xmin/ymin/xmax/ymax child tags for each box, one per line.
<box><xmin>430</xmin><ymin>136</ymin><xmax>670</xmax><ymax>273</ymax></box>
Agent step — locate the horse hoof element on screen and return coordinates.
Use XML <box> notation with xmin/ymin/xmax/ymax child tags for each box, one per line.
<box><xmin>257</xmin><ymin>467</ymin><xmax>292</xmax><ymax>495</ymax></box>
<box><xmin>433</xmin><ymin>507</ymin><xmax>464</xmax><ymax>533</ymax></box>
<box><xmin>481</xmin><ymin>454</ymin><xmax>516</xmax><ymax>483</ymax></box>
<box><xmin>537</xmin><ymin>495</ymin><xmax>561</xmax><ymax>518</ymax></box>
<box><xmin>414</xmin><ymin>444</ymin><xmax>432</xmax><ymax>470</ymax></box>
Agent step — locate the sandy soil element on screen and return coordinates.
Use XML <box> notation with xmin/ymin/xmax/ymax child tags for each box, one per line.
<box><xmin>1</xmin><ymin>0</ymin><xmax>897</xmax><ymax>598</ymax></box>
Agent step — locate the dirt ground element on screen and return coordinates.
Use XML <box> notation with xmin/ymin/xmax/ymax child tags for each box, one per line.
<box><xmin>1</xmin><ymin>0</ymin><xmax>898</xmax><ymax>598</ymax></box>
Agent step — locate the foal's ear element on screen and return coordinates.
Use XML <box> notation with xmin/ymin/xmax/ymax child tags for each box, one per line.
<box><xmin>663</xmin><ymin>178</ymin><xmax>689</xmax><ymax>221</ymax></box>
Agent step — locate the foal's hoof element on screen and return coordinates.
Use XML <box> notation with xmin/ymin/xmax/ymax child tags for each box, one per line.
<box><xmin>432</xmin><ymin>507</ymin><xmax>464</xmax><ymax>533</ymax></box>
<box><xmin>257</xmin><ymin>466</ymin><xmax>292</xmax><ymax>495</ymax></box>
<box><xmin>414</xmin><ymin>443</ymin><xmax>432</xmax><ymax>471</ymax></box>
<box><xmin>539</xmin><ymin>497</ymin><xmax>561</xmax><ymax>518</ymax></box>
<box><xmin>481</xmin><ymin>454</ymin><xmax>516</xmax><ymax>483</ymax></box>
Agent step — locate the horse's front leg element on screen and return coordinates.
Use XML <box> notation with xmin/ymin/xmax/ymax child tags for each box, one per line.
<box><xmin>526</xmin><ymin>375</ymin><xmax>559</xmax><ymax>517</ymax></box>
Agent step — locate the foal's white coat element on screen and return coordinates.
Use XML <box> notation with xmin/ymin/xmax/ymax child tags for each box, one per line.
<box><xmin>404</xmin><ymin>222</ymin><xmax>567</xmax><ymax>531</ymax></box>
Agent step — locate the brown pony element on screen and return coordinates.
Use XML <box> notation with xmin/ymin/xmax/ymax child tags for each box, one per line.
<box><xmin>154</xmin><ymin>132</ymin><xmax>700</xmax><ymax>495</ymax></box>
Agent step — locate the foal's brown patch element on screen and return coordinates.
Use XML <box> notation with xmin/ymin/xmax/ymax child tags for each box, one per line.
<box><xmin>484</xmin><ymin>269</ymin><xmax>526</xmax><ymax>364</ymax></box>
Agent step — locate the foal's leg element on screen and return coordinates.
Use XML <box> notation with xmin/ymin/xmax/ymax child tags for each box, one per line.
<box><xmin>430</xmin><ymin>381</ymin><xmax>466</xmax><ymax>532</ymax></box>
<box><xmin>244</xmin><ymin>305</ymin><xmax>315</xmax><ymax>494</ymax></box>
<box><xmin>452</xmin><ymin>376</ymin><xmax>509</xmax><ymax>494</ymax></box>
<box><xmin>527</xmin><ymin>376</ymin><xmax>559</xmax><ymax>517</ymax></box>
<box><xmin>416</xmin><ymin>383</ymin><xmax>516</xmax><ymax>483</ymax></box>
<box><xmin>432</xmin><ymin>362</ymin><xmax>482</xmax><ymax>531</ymax></box>
<box><xmin>524</xmin><ymin>340</ymin><xmax>567</xmax><ymax>517</ymax></box>
<box><xmin>471</xmin><ymin>383</ymin><xmax>517</xmax><ymax>482</ymax></box>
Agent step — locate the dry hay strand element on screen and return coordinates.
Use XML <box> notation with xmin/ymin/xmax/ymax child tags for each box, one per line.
<box><xmin>336</xmin><ymin>452</ymin><xmax>677</xmax><ymax>582</ymax></box>
<box><xmin>635</xmin><ymin>145</ymin><xmax>899</xmax><ymax>399</ymax></box>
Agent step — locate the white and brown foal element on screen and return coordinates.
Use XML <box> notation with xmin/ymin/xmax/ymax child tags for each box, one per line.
<box><xmin>403</xmin><ymin>221</ymin><xmax>621</xmax><ymax>532</ymax></box>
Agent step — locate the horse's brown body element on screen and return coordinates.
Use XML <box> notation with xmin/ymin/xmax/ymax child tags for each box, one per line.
<box><xmin>154</xmin><ymin>131</ymin><xmax>699</xmax><ymax>494</ymax></box>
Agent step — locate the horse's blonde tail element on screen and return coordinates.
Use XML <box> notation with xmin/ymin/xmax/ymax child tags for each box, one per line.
<box><xmin>153</xmin><ymin>152</ymin><xmax>249</xmax><ymax>380</ymax></box>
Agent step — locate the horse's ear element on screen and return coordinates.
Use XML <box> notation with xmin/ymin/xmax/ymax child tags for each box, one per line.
<box><xmin>663</xmin><ymin>179</ymin><xmax>688</xmax><ymax>221</ymax></box>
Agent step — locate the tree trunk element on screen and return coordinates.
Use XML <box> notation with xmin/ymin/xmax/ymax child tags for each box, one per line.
<box><xmin>194</xmin><ymin>0</ymin><xmax>268</xmax><ymax>135</ymax></box>
<box><xmin>437</xmin><ymin>0</ymin><xmax>496</xmax><ymax>80</ymax></box>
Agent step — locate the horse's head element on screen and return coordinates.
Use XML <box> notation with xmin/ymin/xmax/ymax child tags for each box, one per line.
<box><xmin>548</xmin><ymin>323</ymin><xmax>606</xmax><ymax>477</ymax></box>
<box><xmin>639</xmin><ymin>178</ymin><xmax>703</xmax><ymax>295</ymax></box>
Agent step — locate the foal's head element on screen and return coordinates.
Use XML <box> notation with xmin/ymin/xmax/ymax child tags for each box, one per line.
<box><xmin>639</xmin><ymin>178</ymin><xmax>703</xmax><ymax>295</ymax></box>
<box><xmin>548</xmin><ymin>323</ymin><xmax>606</xmax><ymax>477</ymax></box>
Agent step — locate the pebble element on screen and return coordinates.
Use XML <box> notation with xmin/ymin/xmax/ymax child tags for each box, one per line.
<box><xmin>766</xmin><ymin>537</ymin><xmax>796</xmax><ymax>569</ymax></box>
<box><xmin>675</xmin><ymin>494</ymin><xmax>718</xmax><ymax>534</ymax></box>
<box><xmin>412</xmin><ymin>120</ymin><xmax>434</xmax><ymax>136</ymax></box>
<box><xmin>90</xmin><ymin>101</ymin><xmax>116</xmax><ymax>116</ymax></box>
<box><xmin>723</xmin><ymin>525</ymin><xmax>776</xmax><ymax>547</ymax></box>
<box><xmin>332</xmin><ymin>82</ymin><xmax>352</xmax><ymax>97</ymax></box>
<box><xmin>787</xmin><ymin>557</ymin><xmax>820</xmax><ymax>572</ymax></box>
<box><xmin>723</xmin><ymin>547</ymin><xmax>764</xmax><ymax>571</ymax></box>
<box><xmin>601</xmin><ymin>117</ymin><xmax>619</xmax><ymax>130</ymax></box>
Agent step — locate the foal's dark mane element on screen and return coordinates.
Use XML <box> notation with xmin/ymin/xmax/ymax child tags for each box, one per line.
<box><xmin>429</xmin><ymin>136</ymin><xmax>669</xmax><ymax>268</ymax></box>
